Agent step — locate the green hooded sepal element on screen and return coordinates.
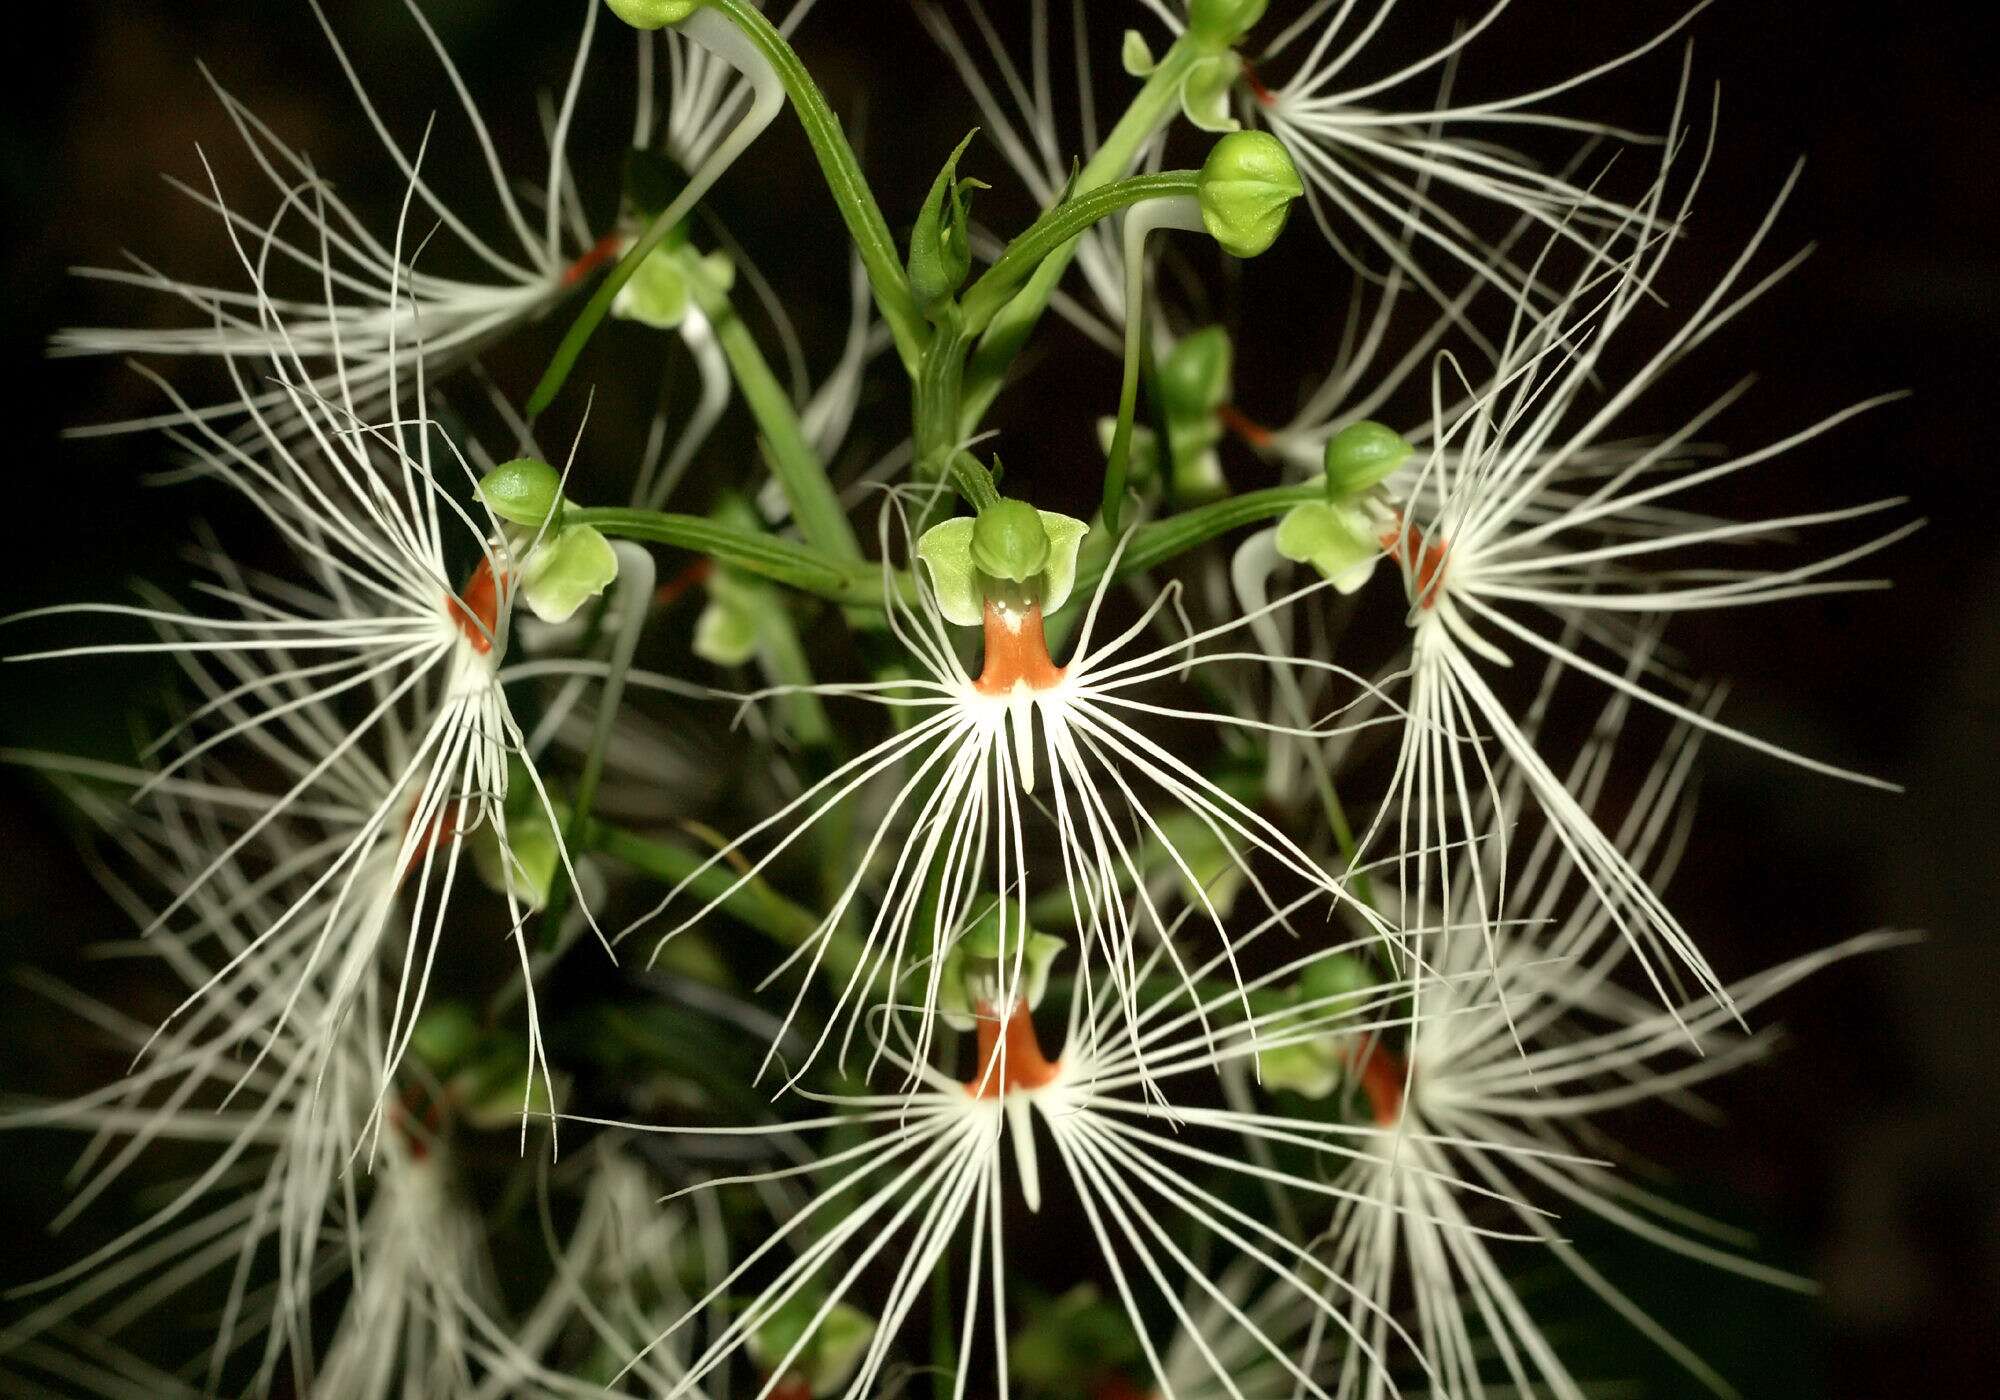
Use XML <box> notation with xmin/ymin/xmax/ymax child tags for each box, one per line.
<box><xmin>939</xmin><ymin>908</ymin><xmax>1067</xmax><ymax>1032</ymax></box>
<box><xmin>745</xmin><ymin>1291</ymin><xmax>875</xmax><ymax>1398</ymax></box>
<box><xmin>916</xmin><ymin>506</ymin><xmax>1089</xmax><ymax>627</ymax></box>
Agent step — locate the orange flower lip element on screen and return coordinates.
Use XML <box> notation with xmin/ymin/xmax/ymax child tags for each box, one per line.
<box><xmin>561</xmin><ymin>230</ymin><xmax>624</xmax><ymax>287</ymax></box>
<box><xmin>965</xmin><ymin>1000</ymin><xmax>1061</xmax><ymax>1099</ymax></box>
<box><xmin>445</xmin><ymin>556</ymin><xmax>506</xmax><ymax>654</ymax></box>
<box><xmin>1347</xmin><ymin>1040</ymin><xmax>1408</xmax><ymax>1127</ymax></box>
<box><xmin>973</xmin><ymin>601</ymin><xmax>1066</xmax><ymax>695</ymax></box>
<box><xmin>1381</xmin><ymin>517</ymin><xmax>1448</xmax><ymax>608</ymax></box>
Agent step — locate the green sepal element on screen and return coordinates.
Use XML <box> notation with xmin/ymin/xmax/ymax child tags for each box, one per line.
<box><xmin>1274</xmin><ymin>500</ymin><xmax>1381</xmax><ymax>594</ymax></box>
<box><xmin>456</xmin><ymin>1041</ymin><xmax>556</xmax><ymax>1130</ymax></box>
<box><xmin>1198</xmin><ymin>130</ymin><xmax>1303</xmax><ymax>258</ymax></box>
<box><xmin>916</xmin><ymin>508</ymin><xmax>1088</xmax><ymax>627</ymax></box>
<box><xmin>1010</xmin><ymin>1285</ymin><xmax>1144</xmax><ymax>1390</ymax></box>
<box><xmin>614</xmin><ymin>245</ymin><xmax>734</xmax><ymax>330</ymax></box>
<box><xmin>478</xmin><ymin>458</ymin><xmax>562</xmax><ymax>530</ymax></box>
<box><xmin>692</xmin><ymin>595</ymin><xmax>760</xmax><ymax>666</ymax></box>
<box><xmin>613</xmin><ymin>244</ymin><xmax>690</xmax><ymax>329</ymax></box>
<box><xmin>745</xmin><ymin>1291</ymin><xmax>875</xmax><ymax>1397</ymax></box>
<box><xmin>1147</xmin><ymin>807</ymin><xmax>1245</xmax><ymax>915</ymax></box>
<box><xmin>519</xmin><ymin>524</ymin><xmax>620</xmax><ymax>625</ymax></box>
<box><xmin>1158</xmin><ymin>325</ymin><xmax>1233</xmax><ymax>421</ymax></box>
<box><xmin>1257</xmin><ymin>1031</ymin><xmax>1344</xmax><ymax>1099</ymax></box>
<box><xmin>1299</xmin><ymin>950</ymin><xmax>1377</xmax><ymax>1010</ymax></box>
<box><xmin>472</xmin><ymin>799</ymin><xmax>563</xmax><ymax>911</ymax></box>
<box><xmin>1120</xmin><ymin>29</ymin><xmax>1157</xmax><ymax>76</ymax></box>
<box><xmin>1323</xmin><ymin>419</ymin><xmax>1412</xmax><ymax>498</ymax></box>
<box><xmin>604</xmin><ymin>0</ymin><xmax>699</xmax><ymax>30</ymax></box>
<box><xmin>908</xmin><ymin>130</ymin><xmax>985</xmax><ymax>316</ymax></box>
<box><xmin>1181</xmin><ymin>54</ymin><xmax>1244</xmax><ymax>133</ymax></box>
<box><xmin>409</xmin><ymin>1003</ymin><xmax>481</xmax><ymax>1078</ymax></box>
<box><xmin>939</xmin><ymin>907</ymin><xmax>1067</xmax><ymax>1031</ymax></box>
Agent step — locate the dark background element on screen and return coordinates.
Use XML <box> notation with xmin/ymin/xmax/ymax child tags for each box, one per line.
<box><xmin>1</xmin><ymin>2</ymin><xmax>1994</xmax><ymax>1395</ymax></box>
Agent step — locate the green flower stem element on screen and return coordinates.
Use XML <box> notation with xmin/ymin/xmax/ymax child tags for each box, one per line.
<box><xmin>706</xmin><ymin>0</ymin><xmax>929</xmax><ymax>376</ymax></box>
<box><xmin>757</xmin><ymin>594</ymin><xmax>834</xmax><ymax>750</ymax></box>
<box><xmin>674</xmin><ymin>249</ymin><xmax>862</xmax><ymax>561</ymax></box>
<box><xmin>956</xmin><ymin>171</ymin><xmax>1200</xmax><ymax>335</ymax></box>
<box><xmin>1102</xmin><ymin>194</ymin><xmax>1205</xmax><ymax>529</ymax></box>
<box><xmin>540</xmin><ymin>541</ymin><xmax>658</xmax><ymax>938</ymax></box>
<box><xmin>1068</xmin><ymin>482</ymin><xmax>1324</xmax><ymax>598</ymax></box>
<box><xmin>958</xmin><ymin>36</ymin><xmax>1208</xmax><ymax>432</ymax></box>
<box><xmin>529</xmin><ymin>6</ymin><xmax>785</xmax><ymax>418</ymax></box>
<box><xmin>584</xmin><ymin>818</ymin><xmax>867</xmax><ymax>985</ymax></box>
<box><xmin>581</xmin><ymin>485</ymin><xmax>1325</xmax><ymax>612</ymax></box>
<box><xmin>572</xmin><ymin>507</ymin><xmax>903</xmax><ymax>606</ymax></box>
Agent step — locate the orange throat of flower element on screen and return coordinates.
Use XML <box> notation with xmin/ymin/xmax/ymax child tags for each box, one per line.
<box><xmin>1347</xmin><ymin>1040</ymin><xmax>1409</xmax><ymax>1128</ymax></box>
<box><xmin>966</xmin><ymin>1001</ymin><xmax>1061</xmax><ymax>1099</ymax></box>
<box><xmin>446</xmin><ymin>557</ymin><xmax>507</xmax><ymax>655</ymax></box>
<box><xmin>1381</xmin><ymin>517</ymin><xmax>1448</xmax><ymax>609</ymax></box>
<box><xmin>974</xmin><ymin>601</ymin><xmax>1066</xmax><ymax>696</ymax></box>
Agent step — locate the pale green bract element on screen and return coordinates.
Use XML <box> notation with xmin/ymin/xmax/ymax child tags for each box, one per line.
<box><xmin>915</xmin><ymin>509</ymin><xmax>1089</xmax><ymax>627</ymax></box>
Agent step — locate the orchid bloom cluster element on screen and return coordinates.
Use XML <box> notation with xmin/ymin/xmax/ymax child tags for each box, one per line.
<box><xmin>3</xmin><ymin>2</ymin><xmax>1912</xmax><ymax>1397</ymax></box>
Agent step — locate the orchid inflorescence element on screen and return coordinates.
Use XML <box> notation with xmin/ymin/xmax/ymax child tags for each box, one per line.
<box><xmin>3</xmin><ymin>2</ymin><xmax>1914</xmax><ymax>1397</ymax></box>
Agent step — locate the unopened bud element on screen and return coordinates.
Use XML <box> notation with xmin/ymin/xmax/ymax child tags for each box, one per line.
<box><xmin>604</xmin><ymin>0</ymin><xmax>699</xmax><ymax>30</ymax></box>
<box><xmin>1323</xmin><ymin>420</ymin><xmax>1411</xmax><ymax>498</ymax></box>
<box><xmin>1197</xmin><ymin>131</ymin><xmax>1303</xmax><ymax>258</ymax></box>
<box><xmin>478</xmin><ymin>458</ymin><xmax>562</xmax><ymax>530</ymax></box>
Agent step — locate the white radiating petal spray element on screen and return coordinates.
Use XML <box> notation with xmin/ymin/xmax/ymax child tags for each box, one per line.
<box><xmin>54</xmin><ymin>0</ymin><xmax>610</xmax><ymax>440</ymax></box>
<box><xmin>12</xmin><ymin>215</ymin><xmax>595</xmax><ymax>1137</ymax></box>
<box><xmin>626</xmin><ymin>489</ymin><xmax>1398</xmax><ymax>1089</ymax></box>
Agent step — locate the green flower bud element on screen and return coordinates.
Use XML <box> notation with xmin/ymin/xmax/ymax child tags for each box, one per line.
<box><xmin>747</xmin><ymin>1291</ymin><xmax>875</xmax><ymax>1397</ymax></box>
<box><xmin>478</xmin><ymin>458</ymin><xmax>562</xmax><ymax>529</ymax></box>
<box><xmin>604</xmin><ymin>0</ymin><xmax>699</xmax><ymax>30</ymax></box>
<box><xmin>1198</xmin><ymin>131</ymin><xmax>1303</xmax><ymax>259</ymax></box>
<box><xmin>1158</xmin><ymin>326</ymin><xmax>1233</xmax><ymax>420</ymax></box>
<box><xmin>1120</xmin><ymin>29</ymin><xmax>1157</xmax><ymax>76</ymax></box>
<box><xmin>1299</xmin><ymin>950</ymin><xmax>1376</xmax><ymax>1008</ymax></box>
<box><xmin>519</xmin><ymin>524</ymin><xmax>619</xmax><ymax>625</ymax></box>
<box><xmin>1274</xmin><ymin>500</ymin><xmax>1381</xmax><ymax>594</ymax></box>
<box><xmin>1323</xmin><ymin>419</ymin><xmax>1412</xmax><ymax>498</ymax></box>
<box><xmin>970</xmin><ymin>498</ymin><xmax>1052</xmax><ymax>583</ymax></box>
<box><xmin>1188</xmin><ymin>0</ymin><xmax>1269</xmax><ymax>47</ymax></box>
